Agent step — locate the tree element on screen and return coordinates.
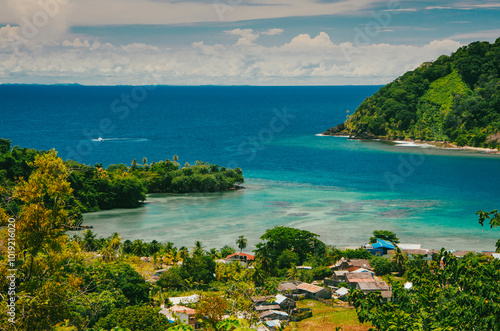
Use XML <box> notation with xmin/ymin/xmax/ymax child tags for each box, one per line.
<box><xmin>350</xmin><ymin>252</ymin><xmax>500</xmax><ymax>330</ymax></box>
<box><xmin>236</xmin><ymin>235</ymin><xmax>247</xmax><ymax>252</ymax></box>
<box><xmin>83</xmin><ymin>230</ymin><xmax>97</xmax><ymax>251</ymax></box>
<box><xmin>86</xmin><ymin>262</ymin><xmax>150</xmax><ymax>305</ymax></box>
<box><xmin>277</xmin><ymin>250</ymin><xmax>300</xmax><ymax>269</ymax></box>
<box><xmin>182</xmin><ymin>254</ymin><xmax>216</xmax><ymax>288</ymax></box>
<box><xmin>370</xmin><ymin>256</ymin><xmax>392</xmax><ymax>276</ymax></box>
<box><xmin>193</xmin><ymin>240</ymin><xmax>205</xmax><ymax>256</ymax></box>
<box><xmin>477</xmin><ymin>209</ymin><xmax>500</xmax><ymax>252</ymax></box>
<box><xmin>254</xmin><ymin>226</ymin><xmax>325</xmax><ymax>271</ymax></box>
<box><xmin>0</xmin><ymin>150</ymin><xmax>89</xmax><ymax>329</ymax></box>
<box><xmin>369</xmin><ymin>230</ymin><xmax>400</xmax><ymax>244</ymax></box>
<box><xmin>392</xmin><ymin>247</ymin><xmax>408</xmax><ymax>276</ymax></box>
<box><xmin>131</xmin><ymin>239</ymin><xmax>147</xmax><ymax>256</ymax></box>
<box><xmin>195</xmin><ymin>294</ymin><xmax>230</xmax><ymax>330</ymax></box>
<box><xmin>220</xmin><ymin>245</ymin><xmax>236</xmax><ymax>259</ymax></box>
<box><xmin>13</xmin><ymin>150</ymin><xmax>74</xmax><ymax>259</ymax></box>
<box><xmin>157</xmin><ymin>266</ymin><xmax>185</xmax><ymax>290</ymax></box>
<box><xmin>95</xmin><ymin>305</ymin><xmax>170</xmax><ymax>331</ymax></box>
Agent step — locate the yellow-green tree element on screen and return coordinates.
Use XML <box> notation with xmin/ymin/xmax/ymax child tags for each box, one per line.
<box><xmin>0</xmin><ymin>150</ymin><xmax>86</xmax><ymax>330</ymax></box>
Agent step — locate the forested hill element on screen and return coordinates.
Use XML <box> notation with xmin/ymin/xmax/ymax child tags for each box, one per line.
<box><xmin>323</xmin><ymin>38</ymin><xmax>500</xmax><ymax>148</ymax></box>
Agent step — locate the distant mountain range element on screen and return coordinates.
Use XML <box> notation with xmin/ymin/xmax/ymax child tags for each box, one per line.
<box><xmin>323</xmin><ymin>38</ymin><xmax>500</xmax><ymax>148</ymax></box>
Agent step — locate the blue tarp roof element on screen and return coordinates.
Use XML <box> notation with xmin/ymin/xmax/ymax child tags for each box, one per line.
<box><xmin>372</xmin><ymin>239</ymin><xmax>396</xmax><ymax>250</ymax></box>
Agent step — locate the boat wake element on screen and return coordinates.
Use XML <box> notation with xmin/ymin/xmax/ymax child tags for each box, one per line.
<box><xmin>91</xmin><ymin>137</ymin><xmax>150</xmax><ymax>142</ymax></box>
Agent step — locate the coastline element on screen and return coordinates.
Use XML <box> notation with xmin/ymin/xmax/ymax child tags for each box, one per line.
<box><xmin>392</xmin><ymin>139</ymin><xmax>500</xmax><ymax>155</ymax></box>
<box><xmin>318</xmin><ymin>133</ymin><xmax>500</xmax><ymax>155</ymax></box>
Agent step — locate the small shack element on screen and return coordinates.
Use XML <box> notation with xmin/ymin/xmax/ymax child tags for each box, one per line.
<box><xmin>366</xmin><ymin>239</ymin><xmax>395</xmax><ymax>256</ymax></box>
<box><xmin>297</xmin><ymin>283</ymin><xmax>331</xmax><ymax>299</ymax></box>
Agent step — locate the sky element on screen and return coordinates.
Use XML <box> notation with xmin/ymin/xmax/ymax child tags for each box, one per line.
<box><xmin>0</xmin><ymin>0</ymin><xmax>499</xmax><ymax>85</ymax></box>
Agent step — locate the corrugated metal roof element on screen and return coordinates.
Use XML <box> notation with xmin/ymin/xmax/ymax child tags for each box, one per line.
<box><xmin>346</xmin><ymin>273</ymin><xmax>374</xmax><ymax>282</ymax></box>
<box><xmin>297</xmin><ymin>282</ymin><xmax>327</xmax><ymax>293</ymax></box>
<box><xmin>372</xmin><ymin>239</ymin><xmax>395</xmax><ymax>250</ymax></box>
<box><xmin>255</xmin><ymin>305</ymin><xmax>281</xmax><ymax>311</ymax></box>
<box><xmin>278</xmin><ymin>282</ymin><xmax>298</xmax><ymax>291</ymax></box>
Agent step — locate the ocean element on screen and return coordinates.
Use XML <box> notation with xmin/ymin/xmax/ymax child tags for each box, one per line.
<box><xmin>2</xmin><ymin>85</ymin><xmax>500</xmax><ymax>251</ymax></box>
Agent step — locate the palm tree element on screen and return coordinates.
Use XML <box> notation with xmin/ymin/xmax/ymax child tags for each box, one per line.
<box><xmin>82</xmin><ymin>230</ymin><xmax>97</xmax><ymax>251</ymax></box>
<box><xmin>255</xmin><ymin>250</ymin><xmax>273</xmax><ymax>276</ymax></box>
<box><xmin>131</xmin><ymin>159</ymin><xmax>138</xmax><ymax>170</ymax></box>
<box><xmin>192</xmin><ymin>241</ymin><xmax>204</xmax><ymax>256</ymax></box>
<box><xmin>209</xmin><ymin>248</ymin><xmax>220</xmax><ymax>259</ymax></box>
<box><xmin>149</xmin><ymin>240</ymin><xmax>160</xmax><ymax>255</ymax></box>
<box><xmin>100</xmin><ymin>244</ymin><xmax>115</xmax><ymax>262</ymax></box>
<box><xmin>252</xmin><ymin>265</ymin><xmax>266</xmax><ymax>287</ymax></box>
<box><xmin>392</xmin><ymin>247</ymin><xmax>408</xmax><ymax>276</ymax></box>
<box><xmin>131</xmin><ymin>239</ymin><xmax>146</xmax><ymax>256</ymax></box>
<box><xmin>142</xmin><ymin>157</ymin><xmax>148</xmax><ymax>166</ymax></box>
<box><xmin>179</xmin><ymin>246</ymin><xmax>189</xmax><ymax>260</ymax></box>
<box><xmin>236</xmin><ymin>235</ymin><xmax>247</xmax><ymax>253</ymax></box>
<box><xmin>109</xmin><ymin>232</ymin><xmax>122</xmax><ymax>252</ymax></box>
<box><xmin>172</xmin><ymin>155</ymin><xmax>179</xmax><ymax>167</ymax></box>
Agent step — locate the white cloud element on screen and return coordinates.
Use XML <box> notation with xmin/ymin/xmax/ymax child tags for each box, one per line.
<box><xmin>284</xmin><ymin>32</ymin><xmax>334</xmax><ymax>49</ymax></box>
<box><xmin>426</xmin><ymin>6</ymin><xmax>452</xmax><ymax>10</ymax></box>
<box><xmin>262</xmin><ymin>28</ymin><xmax>284</xmax><ymax>36</ymax></box>
<box><xmin>448</xmin><ymin>29</ymin><xmax>500</xmax><ymax>41</ymax></box>
<box><xmin>0</xmin><ymin>30</ymin><xmax>465</xmax><ymax>85</ymax></box>
<box><xmin>225</xmin><ymin>28</ymin><xmax>260</xmax><ymax>45</ymax></box>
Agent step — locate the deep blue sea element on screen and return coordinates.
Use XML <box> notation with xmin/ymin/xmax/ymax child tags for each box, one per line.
<box><xmin>2</xmin><ymin>85</ymin><xmax>500</xmax><ymax>251</ymax></box>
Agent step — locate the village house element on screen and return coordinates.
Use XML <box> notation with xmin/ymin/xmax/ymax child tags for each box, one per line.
<box><xmin>167</xmin><ymin>294</ymin><xmax>200</xmax><ymax>306</ymax></box>
<box><xmin>160</xmin><ymin>304</ymin><xmax>200</xmax><ymax>329</ymax></box>
<box><xmin>259</xmin><ymin>310</ymin><xmax>289</xmax><ymax>321</ymax></box>
<box><xmin>255</xmin><ymin>304</ymin><xmax>281</xmax><ymax>313</ymax></box>
<box><xmin>225</xmin><ymin>252</ymin><xmax>255</xmax><ymax>266</ymax></box>
<box><xmin>251</xmin><ymin>295</ymin><xmax>275</xmax><ymax>306</ymax></box>
<box><xmin>277</xmin><ymin>281</ymin><xmax>301</xmax><ymax>294</ymax></box>
<box><xmin>345</xmin><ymin>272</ymin><xmax>375</xmax><ymax>287</ymax></box>
<box><xmin>364</xmin><ymin>239</ymin><xmax>396</xmax><ymax>256</ymax></box>
<box><xmin>275</xmin><ymin>294</ymin><xmax>296</xmax><ymax>310</ymax></box>
<box><xmin>329</xmin><ymin>258</ymin><xmax>372</xmax><ymax>271</ymax></box>
<box><xmin>297</xmin><ymin>282</ymin><xmax>332</xmax><ymax>299</ymax></box>
<box><xmin>356</xmin><ymin>281</ymin><xmax>392</xmax><ymax>301</ymax></box>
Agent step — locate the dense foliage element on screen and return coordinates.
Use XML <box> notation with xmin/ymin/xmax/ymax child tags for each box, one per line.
<box><xmin>254</xmin><ymin>226</ymin><xmax>326</xmax><ymax>275</ymax></box>
<box><xmin>95</xmin><ymin>305</ymin><xmax>171</xmax><ymax>331</ymax></box>
<box><xmin>324</xmin><ymin>38</ymin><xmax>500</xmax><ymax>148</ymax></box>
<box><xmin>350</xmin><ymin>252</ymin><xmax>500</xmax><ymax>330</ymax></box>
<box><xmin>0</xmin><ymin>139</ymin><xmax>244</xmax><ymax>215</ymax></box>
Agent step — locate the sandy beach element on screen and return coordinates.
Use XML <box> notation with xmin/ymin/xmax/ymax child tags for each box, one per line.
<box><xmin>393</xmin><ymin>140</ymin><xmax>500</xmax><ymax>154</ymax></box>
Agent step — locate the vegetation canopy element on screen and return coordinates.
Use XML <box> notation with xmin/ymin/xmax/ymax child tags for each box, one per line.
<box><xmin>324</xmin><ymin>38</ymin><xmax>500</xmax><ymax>149</ymax></box>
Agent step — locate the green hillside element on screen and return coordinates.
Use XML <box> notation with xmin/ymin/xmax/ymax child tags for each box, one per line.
<box><xmin>323</xmin><ymin>38</ymin><xmax>500</xmax><ymax>148</ymax></box>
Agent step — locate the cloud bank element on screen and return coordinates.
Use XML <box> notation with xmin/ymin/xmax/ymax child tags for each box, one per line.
<box><xmin>0</xmin><ymin>26</ymin><xmax>463</xmax><ymax>85</ymax></box>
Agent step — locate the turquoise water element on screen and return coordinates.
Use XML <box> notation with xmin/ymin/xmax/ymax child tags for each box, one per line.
<box><xmin>82</xmin><ymin>135</ymin><xmax>500</xmax><ymax>252</ymax></box>
<box><xmin>1</xmin><ymin>85</ymin><xmax>499</xmax><ymax>251</ymax></box>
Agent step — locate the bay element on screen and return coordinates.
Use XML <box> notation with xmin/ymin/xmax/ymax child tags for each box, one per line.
<box><xmin>1</xmin><ymin>85</ymin><xmax>499</xmax><ymax>251</ymax></box>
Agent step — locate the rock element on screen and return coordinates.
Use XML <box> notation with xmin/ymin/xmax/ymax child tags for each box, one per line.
<box><xmin>322</xmin><ymin>123</ymin><xmax>347</xmax><ymax>136</ymax></box>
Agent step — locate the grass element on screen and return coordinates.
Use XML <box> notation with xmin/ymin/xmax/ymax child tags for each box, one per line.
<box><xmin>286</xmin><ymin>300</ymin><xmax>371</xmax><ymax>331</ymax></box>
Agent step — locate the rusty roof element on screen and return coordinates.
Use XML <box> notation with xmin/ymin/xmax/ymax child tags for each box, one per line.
<box><xmin>297</xmin><ymin>283</ymin><xmax>328</xmax><ymax>293</ymax></box>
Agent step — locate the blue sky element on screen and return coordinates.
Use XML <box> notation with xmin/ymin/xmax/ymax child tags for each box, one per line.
<box><xmin>0</xmin><ymin>0</ymin><xmax>499</xmax><ymax>85</ymax></box>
